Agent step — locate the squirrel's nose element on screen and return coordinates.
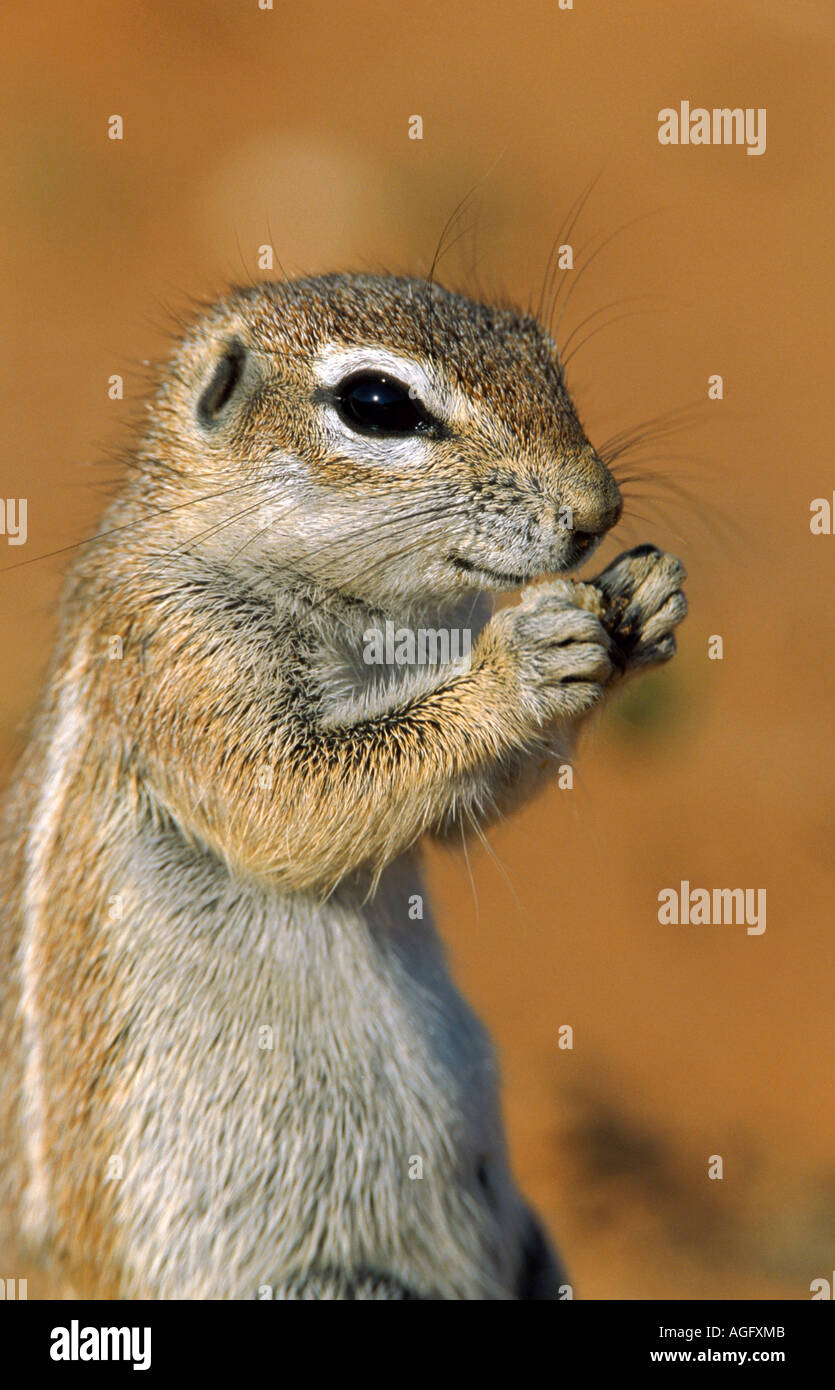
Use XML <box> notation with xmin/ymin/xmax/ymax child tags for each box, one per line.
<box><xmin>557</xmin><ymin>447</ymin><xmax>622</xmax><ymax>537</ymax></box>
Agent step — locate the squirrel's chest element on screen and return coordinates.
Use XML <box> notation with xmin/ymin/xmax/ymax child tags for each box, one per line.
<box><xmin>106</xmin><ymin>853</ymin><xmax>511</xmax><ymax>1296</ymax></box>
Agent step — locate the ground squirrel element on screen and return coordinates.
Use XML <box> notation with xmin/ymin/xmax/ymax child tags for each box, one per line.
<box><xmin>0</xmin><ymin>273</ymin><xmax>686</xmax><ymax>1299</ymax></box>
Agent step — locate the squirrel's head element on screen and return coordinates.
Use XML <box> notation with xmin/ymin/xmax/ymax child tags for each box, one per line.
<box><xmin>147</xmin><ymin>273</ymin><xmax>621</xmax><ymax>608</ymax></box>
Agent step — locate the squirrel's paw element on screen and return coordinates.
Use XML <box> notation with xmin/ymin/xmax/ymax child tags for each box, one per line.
<box><xmin>591</xmin><ymin>545</ymin><xmax>687</xmax><ymax>672</ymax></box>
<box><xmin>493</xmin><ymin>579</ymin><xmax>616</xmax><ymax>724</ymax></box>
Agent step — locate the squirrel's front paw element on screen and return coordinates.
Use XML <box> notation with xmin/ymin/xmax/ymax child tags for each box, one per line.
<box><xmin>591</xmin><ymin>545</ymin><xmax>687</xmax><ymax>672</ymax></box>
<box><xmin>492</xmin><ymin>579</ymin><xmax>616</xmax><ymax>724</ymax></box>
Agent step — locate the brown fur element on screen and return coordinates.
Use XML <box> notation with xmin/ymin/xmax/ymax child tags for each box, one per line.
<box><xmin>0</xmin><ymin>275</ymin><xmax>685</xmax><ymax>1298</ymax></box>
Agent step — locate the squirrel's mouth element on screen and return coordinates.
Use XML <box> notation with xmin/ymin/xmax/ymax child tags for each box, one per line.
<box><xmin>450</xmin><ymin>531</ymin><xmax>602</xmax><ymax>588</ymax></box>
<box><xmin>449</xmin><ymin>554</ymin><xmax>528</xmax><ymax>588</ymax></box>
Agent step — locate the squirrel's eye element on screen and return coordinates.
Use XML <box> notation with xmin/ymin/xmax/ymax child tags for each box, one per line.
<box><xmin>334</xmin><ymin>373</ymin><xmax>433</xmax><ymax>435</ymax></box>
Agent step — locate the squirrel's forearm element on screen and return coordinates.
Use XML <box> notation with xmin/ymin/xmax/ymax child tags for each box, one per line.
<box><xmin>111</xmin><ymin>620</ymin><xmax>538</xmax><ymax>892</ymax></box>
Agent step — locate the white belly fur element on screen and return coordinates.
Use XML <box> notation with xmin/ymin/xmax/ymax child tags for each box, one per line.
<box><xmin>95</xmin><ymin>825</ymin><xmax>526</xmax><ymax>1298</ymax></box>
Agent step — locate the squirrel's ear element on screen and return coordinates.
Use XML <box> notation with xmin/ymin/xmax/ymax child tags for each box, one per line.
<box><xmin>197</xmin><ymin>339</ymin><xmax>247</xmax><ymax>425</ymax></box>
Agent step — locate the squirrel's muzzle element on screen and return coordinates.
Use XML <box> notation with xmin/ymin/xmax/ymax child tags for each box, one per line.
<box><xmin>558</xmin><ymin>447</ymin><xmax>622</xmax><ymax>538</ymax></box>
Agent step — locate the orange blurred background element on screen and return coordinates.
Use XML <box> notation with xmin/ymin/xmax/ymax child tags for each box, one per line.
<box><xmin>1</xmin><ymin>0</ymin><xmax>832</xmax><ymax>1298</ymax></box>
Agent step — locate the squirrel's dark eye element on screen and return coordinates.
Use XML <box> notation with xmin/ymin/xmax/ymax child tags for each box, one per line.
<box><xmin>198</xmin><ymin>341</ymin><xmax>246</xmax><ymax>425</ymax></box>
<box><xmin>334</xmin><ymin>372</ymin><xmax>434</xmax><ymax>436</ymax></box>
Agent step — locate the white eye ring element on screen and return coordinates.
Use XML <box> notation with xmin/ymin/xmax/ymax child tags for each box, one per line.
<box><xmin>312</xmin><ymin>345</ymin><xmax>471</xmax><ymax>428</ymax></box>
